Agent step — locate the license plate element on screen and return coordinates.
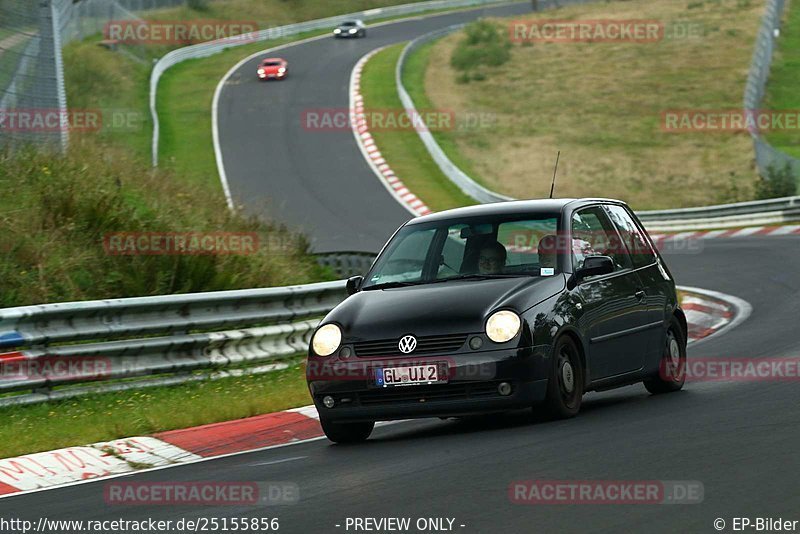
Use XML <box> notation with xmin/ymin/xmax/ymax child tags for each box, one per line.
<box><xmin>374</xmin><ymin>363</ymin><xmax>446</xmax><ymax>387</ymax></box>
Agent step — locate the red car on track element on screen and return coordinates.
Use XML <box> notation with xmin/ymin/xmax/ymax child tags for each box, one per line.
<box><xmin>257</xmin><ymin>58</ymin><xmax>288</xmax><ymax>80</ymax></box>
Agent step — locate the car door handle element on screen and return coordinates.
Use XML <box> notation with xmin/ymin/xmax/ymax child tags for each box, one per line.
<box><xmin>635</xmin><ymin>290</ymin><xmax>646</xmax><ymax>302</ymax></box>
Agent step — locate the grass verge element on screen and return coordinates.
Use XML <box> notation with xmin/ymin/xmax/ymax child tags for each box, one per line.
<box><xmin>0</xmin><ymin>363</ymin><xmax>310</xmax><ymax>459</ymax></box>
<box><xmin>359</xmin><ymin>43</ymin><xmax>476</xmax><ymax>211</ymax></box>
<box><xmin>764</xmin><ymin>0</ymin><xmax>800</xmax><ymax>161</ymax></box>
<box><xmin>0</xmin><ymin>144</ymin><xmax>329</xmax><ymax>307</ymax></box>
<box><xmin>414</xmin><ymin>0</ymin><xmax>766</xmax><ymax>209</ymax></box>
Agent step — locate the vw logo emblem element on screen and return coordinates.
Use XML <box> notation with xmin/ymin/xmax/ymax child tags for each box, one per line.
<box><xmin>398</xmin><ymin>335</ymin><xmax>417</xmax><ymax>354</ymax></box>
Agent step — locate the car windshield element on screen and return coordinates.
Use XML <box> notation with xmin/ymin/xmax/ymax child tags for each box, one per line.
<box><xmin>263</xmin><ymin>61</ymin><xmax>282</xmax><ymax>66</ymax></box>
<box><xmin>341</xmin><ymin>21</ymin><xmax>357</xmax><ymax>26</ymax></box>
<box><xmin>362</xmin><ymin>213</ymin><xmax>561</xmax><ymax>289</ymax></box>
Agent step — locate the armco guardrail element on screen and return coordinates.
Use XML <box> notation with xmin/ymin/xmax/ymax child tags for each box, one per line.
<box><xmin>316</xmin><ymin>252</ymin><xmax>377</xmax><ymax>278</ymax></box>
<box><xmin>397</xmin><ymin>24</ymin><xmax>512</xmax><ymax>204</ymax></box>
<box><xmin>636</xmin><ymin>196</ymin><xmax>800</xmax><ymax>232</ymax></box>
<box><xmin>150</xmin><ymin>0</ymin><xmax>515</xmax><ymax>167</ymax></box>
<box><xmin>744</xmin><ymin>0</ymin><xmax>800</xmax><ymax>178</ymax></box>
<box><xmin>0</xmin><ymin>280</ymin><xmax>349</xmax><ymax>407</ymax></box>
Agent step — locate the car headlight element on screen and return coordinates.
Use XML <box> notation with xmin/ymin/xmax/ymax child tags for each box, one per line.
<box><xmin>349</xmin><ymin>28</ymin><xmax>357</xmax><ymax>34</ymax></box>
<box><xmin>334</xmin><ymin>29</ymin><xmax>341</xmax><ymax>34</ymax></box>
<box><xmin>278</xmin><ymin>67</ymin><xmax>286</xmax><ymax>73</ymax></box>
<box><xmin>257</xmin><ymin>68</ymin><xmax>265</xmax><ymax>74</ymax></box>
<box><xmin>485</xmin><ymin>310</ymin><xmax>521</xmax><ymax>343</ymax></box>
<box><xmin>312</xmin><ymin>324</ymin><xmax>342</xmax><ymax>356</ymax></box>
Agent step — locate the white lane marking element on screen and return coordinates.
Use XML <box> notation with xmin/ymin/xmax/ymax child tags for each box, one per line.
<box><xmin>249</xmin><ymin>456</ymin><xmax>307</xmax><ymax>467</ymax></box>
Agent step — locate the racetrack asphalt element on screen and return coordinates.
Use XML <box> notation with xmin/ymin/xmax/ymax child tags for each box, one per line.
<box><xmin>3</xmin><ymin>1</ymin><xmax>799</xmax><ymax>530</ymax></box>
<box><xmin>3</xmin><ymin>235</ymin><xmax>798</xmax><ymax>533</ymax></box>
<box><xmin>215</xmin><ymin>1</ymin><xmax>535</xmax><ymax>253</ymax></box>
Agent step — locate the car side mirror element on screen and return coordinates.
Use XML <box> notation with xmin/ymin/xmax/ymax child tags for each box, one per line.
<box><xmin>346</xmin><ymin>275</ymin><xmax>364</xmax><ymax>296</ymax></box>
<box><xmin>576</xmin><ymin>256</ymin><xmax>614</xmax><ymax>281</ymax></box>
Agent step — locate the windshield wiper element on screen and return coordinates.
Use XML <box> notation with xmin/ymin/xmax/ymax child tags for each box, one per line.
<box><xmin>361</xmin><ymin>281</ymin><xmax>423</xmax><ymax>290</ymax></box>
<box><xmin>431</xmin><ymin>273</ymin><xmax>527</xmax><ymax>283</ymax></box>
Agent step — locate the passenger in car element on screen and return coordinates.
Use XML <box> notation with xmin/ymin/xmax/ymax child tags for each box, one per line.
<box><xmin>537</xmin><ymin>234</ymin><xmax>558</xmax><ymax>269</ymax></box>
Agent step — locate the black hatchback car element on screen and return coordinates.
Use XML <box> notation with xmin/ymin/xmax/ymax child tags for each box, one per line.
<box><xmin>307</xmin><ymin>199</ymin><xmax>687</xmax><ymax>443</ymax></box>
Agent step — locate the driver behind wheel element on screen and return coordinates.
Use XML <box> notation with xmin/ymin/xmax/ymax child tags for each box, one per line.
<box><xmin>477</xmin><ymin>241</ymin><xmax>508</xmax><ymax>274</ymax></box>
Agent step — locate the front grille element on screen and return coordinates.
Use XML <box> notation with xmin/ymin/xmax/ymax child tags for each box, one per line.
<box><xmin>353</xmin><ymin>334</ymin><xmax>468</xmax><ymax>357</ymax></box>
<box><xmin>356</xmin><ymin>381</ymin><xmax>503</xmax><ymax>406</ymax></box>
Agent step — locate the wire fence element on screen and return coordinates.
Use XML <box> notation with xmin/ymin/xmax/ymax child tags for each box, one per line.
<box><xmin>0</xmin><ymin>0</ymin><xmax>181</xmax><ymax>151</ymax></box>
<box><xmin>0</xmin><ymin>0</ymin><xmax>64</xmax><ymax>150</ymax></box>
<box><xmin>745</xmin><ymin>0</ymin><xmax>800</xmax><ymax>179</ymax></box>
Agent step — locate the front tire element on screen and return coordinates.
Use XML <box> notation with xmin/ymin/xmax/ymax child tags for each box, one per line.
<box><xmin>320</xmin><ymin>419</ymin><xmax>374</xmax><ymax>443</ymax></box>
<box><xmin>541</xmin><ymin>336</ymin><xmax>584</xmax><ymax>419</ymax></box>
<box><xmin>644</xmin><ymin>316</ymin><xmax>686</xmax><ymax>394</ymax></box>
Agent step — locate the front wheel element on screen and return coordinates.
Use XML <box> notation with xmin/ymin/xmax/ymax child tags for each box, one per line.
<box><xmin>644</xmin><ymin>316</ymin><xmax>686</xmax><ymax>394</ymax></box>
<box><xmin>541</xmin><ymin>336</ymin><xmax>584</xmax><ymax>419</ymax></box>
<box><xmin>320</xmin><ymin>419</ymin><xmax>374</xmax><ymax>443</ymax></box>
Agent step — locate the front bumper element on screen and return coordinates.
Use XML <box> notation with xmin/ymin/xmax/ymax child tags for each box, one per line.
<box><xmin>307</xmin><ymin>344</ymin><xmax>551</xmax><ymax>422</ymax></box>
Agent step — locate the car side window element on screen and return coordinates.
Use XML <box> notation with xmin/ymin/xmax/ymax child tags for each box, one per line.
<box><xmin>571</xmin><ymin>207</ymin><xmax>633</xmax><ymax>273</ymax></box>
<box><xmin>604</xmin><ymin>205</ymin><xmax>658</xmax><ymax>269</ymax></box>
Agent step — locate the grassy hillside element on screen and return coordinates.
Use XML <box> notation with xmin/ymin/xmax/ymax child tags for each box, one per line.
<box><xmin>0</xmin><ymin>144</ymin><xmax>329</xmax><ymax>307</ymax></box>
<box><xmin>417</xmin><ymin>0</ymin><xmax>766</xmax><ymax>209</ymax></box>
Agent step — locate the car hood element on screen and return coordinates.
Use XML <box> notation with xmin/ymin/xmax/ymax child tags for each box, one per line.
<box><xmin>326</xmin><ymin>275</ymin><xmax>566</xmax><ymax>342</ymax></box>
<box><xmin>259</xmin><ymin>64</ymin><xmax>283</xmax><ymax>72</ymax></box>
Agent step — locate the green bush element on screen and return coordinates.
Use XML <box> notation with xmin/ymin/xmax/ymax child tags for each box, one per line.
<box><xmin>754</xmin><ymin>162</ymin><xmax>798</xmax><ymax>200</ymax></box>
<box><xmin>187</xmin><ymin>0</ymin><xmax>209</xmax><ymax>12</ymax></box>
<box><xmin>0</xmin><ymin>144</ymin><xmax>331</xmax><ymax>307</ymax></box>
<box><xmin>450</xmin><ymin>20</ymin><xmax>511</xmax><ymax>80</ymax></box>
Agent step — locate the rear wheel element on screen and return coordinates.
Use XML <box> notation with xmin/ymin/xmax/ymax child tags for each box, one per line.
<box><xmin>644</xmin><ymin>316</ymin><xmax>686</xmax><ymax>394</ymax></box>
<box><xmin>320</xmin><ymin>419</ymin><xmax>374</xmax><ymax>443</ymax></box>
<box><xmin>541</xmin><ymin>336</ymin><xmax>584</xmax><ymax>419</ymax></box>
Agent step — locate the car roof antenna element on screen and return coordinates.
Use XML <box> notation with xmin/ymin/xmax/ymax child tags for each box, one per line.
<box><xmin>549</xmin><ymin>151</ymin><xmax>561</xmax><ymax>199</ymax></box>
